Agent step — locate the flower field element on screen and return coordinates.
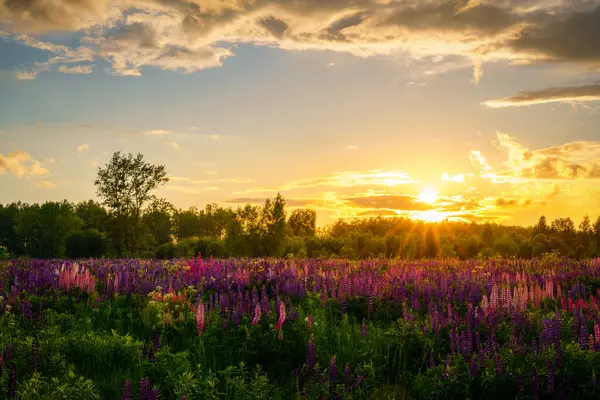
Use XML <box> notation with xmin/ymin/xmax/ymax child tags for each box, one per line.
<box><xmin>2</xmin><ymin>257</ymin><xmax>600</xmax><ymax>399</ymax></box>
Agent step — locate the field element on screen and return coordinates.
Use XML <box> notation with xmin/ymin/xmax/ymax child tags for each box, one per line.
<box><xmin>2</xmin><ymin>257</ymin><xmax>600</xmax><ymax>399</ymax></box>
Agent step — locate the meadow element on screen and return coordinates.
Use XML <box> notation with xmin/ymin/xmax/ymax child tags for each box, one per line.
<box><xmin>2</xmin><ymin>256</ymin><xmax>600</xmax><ymax>399</ymax></box>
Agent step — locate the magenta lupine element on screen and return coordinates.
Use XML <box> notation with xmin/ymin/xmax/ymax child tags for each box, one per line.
<box><xmin>21</xmin><ymin>300</ymin><xmax>32</xmax><ymax>321</ymax></box>
<box><xmin>251</xmin><ymin>302</ymin><xmax>261</xmax><ymax>326</ymax></box>
<box><xmin>307</xmin><ymin>314</ymin><xmax>313</xmax><ymax>331</ymax></box>
<box><xmin>121</xmin><ymin>379</ymin><xmax>132</xmax><ymax>400</ymax></box>
<box><xmin>275</xmin><ymin>301</ymin><xmax>286</xmax><ymax>339</ymax></box>
<box><xmin>196</xmin><ymin>301</ymin><xmax>205</xmax><ymax>335</ymax></box>
<box><xmin>469</xmin><ymin>357</ymin><xmax>478</xmax><ymax>377</ymax></box>
<box><xmin>150</xmin><ymin>388</ymin><xmax>159</xmax><ymax>400</ymax></box>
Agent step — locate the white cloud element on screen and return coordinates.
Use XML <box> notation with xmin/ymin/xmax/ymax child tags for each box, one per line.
<box><xmin>165</xmin><ymin>141</ymin><xmax>180</xmax><ymax>149</ymax></box>
<box><xmin>347</xmin><ymin>145</ymin><xmax>358</xmax><ymax>149</ymax></box>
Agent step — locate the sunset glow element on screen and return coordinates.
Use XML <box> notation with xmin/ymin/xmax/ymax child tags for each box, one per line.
<box><xmin>418</xmin><ymin>188</ymin><xmax>438</xmax><ymax>205</ymax></box>
<box><xmin>1</xmin><ymin>0</ymin><xmax>599</xmax><ymax>227</ymax></box>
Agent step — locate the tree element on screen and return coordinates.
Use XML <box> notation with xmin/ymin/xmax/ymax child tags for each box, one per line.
<box><xmin>16</xmin><ymin>201</ymin><xmax>82</xmax><ymax>258</ymax></box>
<box><xmin>288</xmin><ymin>209</ymin><xmax>317</xmax><ymax>236</ymax></box>
<box><xmin>143</xmin><ymin>198</ymin><xmax>174</xmax><ymax>246</ymax></box>
<box><xmin>493</xmin><ymin>234</ymin><xmax>518</xmax><ymax>258</ymax></box>
<box><xmin>533</xmin><ymin>216</ymin><xmax>548</xmax><ymax>236</ymax></box>
<box><xmin>0</xmin><ymin>203</ymin><xmax>23</xmax><ymax>256</ymax></box>
<box><xmin>75</xmin><ymin>200</ymin><xmax>109</xmax><ymax>232</ymax></box>
<box><xmin>94</xmin><ymin>152</ymin><xmax>168</xmax><ymax>256</ymax></box>
<box><xmin>260</xmin><ymin>194</ymin><xmax>287</xmax><ymax>257</ymax></box>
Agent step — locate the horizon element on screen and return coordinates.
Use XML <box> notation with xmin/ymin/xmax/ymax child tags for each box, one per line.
<box><xmin>2</xmin><ymin>1</ymin><xmax>600</xmax><ymax>227</ymax></box>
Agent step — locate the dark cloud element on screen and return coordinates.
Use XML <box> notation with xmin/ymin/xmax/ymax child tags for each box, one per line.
<box><xmin>509</xmin><ymin>5</ymin><xmax>600</xmax><ymax>63</ymax></box>
<box><xmin>383</xmin><ymin>1</ymin><xmax>518</xmax><ymax>35</ymax></box>
<box><xmin>258</xmin><ymin>16</ymin><xmax>289</xmax><ymax>38</ymax></box>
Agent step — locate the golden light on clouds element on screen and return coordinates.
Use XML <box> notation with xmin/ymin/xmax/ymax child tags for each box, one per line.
<box><xmin>221</xmin><ymin>133</ymin><xmax>600</xmax><ymax>226</ymax></box>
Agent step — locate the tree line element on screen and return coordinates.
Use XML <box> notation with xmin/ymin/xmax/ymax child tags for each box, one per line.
<box><xmin>1</xmin><ymin>152</ymin><xmax>599</xmax><ymax>260</ymax></box>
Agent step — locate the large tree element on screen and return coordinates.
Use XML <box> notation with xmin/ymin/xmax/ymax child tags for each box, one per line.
<box><xmin>94</xmin><ymin>152</ymin><xmax>168</xmax><ymax>256</ymax></box>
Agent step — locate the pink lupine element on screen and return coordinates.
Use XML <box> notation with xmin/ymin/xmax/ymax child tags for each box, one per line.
<box><xmin>275</xmin><ymin>302</ymin><xmax>286</xmax><ymax>340</ymax></box>
<box><xmin>251</xmin><ymin>303</ymin><xmax>261</xmax><ymax>326</ymax></box>
<box><xmin>196</xmin><ymin>301</ymin><xmax>205</xmax><ymax>335</ymax></box>
<box><xmin>307</xmin><ymin>314</ymin><xmax>313</xmax><ymax>331</ymax></box>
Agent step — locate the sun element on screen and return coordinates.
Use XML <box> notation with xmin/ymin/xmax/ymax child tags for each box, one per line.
<box><xmin>418</xmin><ymin>187</ymin><xmax>437</xmax><ymax>204</ymax></box>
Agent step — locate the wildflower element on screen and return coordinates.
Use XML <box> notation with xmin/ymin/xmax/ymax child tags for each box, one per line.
<box><xmin>152</xmin><ymin>332</ymin><xmax>161</xmax><ymax>353</ymax></box>
<box><xmin>275</xmin><ymin>302</ymin><xmax>286</xmax><ymax>337</ymax></box>
<box><xmin>251</xmin><ymin>303</ymin><xmax>261</xmax><ymax>326</ymax></box>
<box><xmin>121</xmin><ymin>379</ymin><xmax>132</xmax><ymax>400</ymax></box>
<box><xmin>8</xmin><ymin>366</ymin><xmax>16</xmax><ymax>398</ymax></box>
<box><xmin>307</xmin><ymin>336</ymin><xmax>316</xmax><ymax>371</ymax></box>
<box><xmin>361</xmin><ymin>319</ymin><xmax>367</xmax><ymax>338</ymax></box>
<box><xmin>307</xmin><ymin>314</ymin><xmax>313</xmax><ymax>331</ymax></box>
<box><xmin>329</xmin><ymin>356</ymin><xmax>338</xmax><ymax>383</ymax></box>
<box><xmin>344</xmin><ymin>362</ymin><xmax>352</xmax><ymax>391</ymax></box>
<box><xmin>196</xmin><ymin>301</ymin><xmax>205</xmax><ymax>335</ymax></box>
<box><xmin>469</xmin><ymin>357</ymin><xmax>478</xmax><ymax>377</ymax></box>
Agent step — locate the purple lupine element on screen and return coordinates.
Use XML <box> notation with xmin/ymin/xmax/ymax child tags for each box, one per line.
<box><xmin>494</xmin><ymin>353</ymin><xmax>503</xmax><ymax>376</ymax></box>
<box><xmin>4</xmin><ymin>343</ymin><xmax>13</xmax><ymax>363</ymax></box>
<box><xmin>8</xmin><ymin>366</ymin><xmax>16</xmax><ymax>398</ymax></box>
<box><xmin>469</xmin><ymin>357</ymin><xmax>478</xmax><ymax>377</ymax></box>
<box><xmin>547</xmin><ymin>360</ymin><xmax>555</xmax><ymax>393</ymax></box>
<box><xmin>138</xmin><ymin>377</ymin><xmax>151</xmax><ymax>400</ymax></box>
<box><xmin>580</xmin><ymin>325</ymin><xmax>588</xmax><ymax>350</ymax></box>
<box><xmin>152</xmin><ymin>332</ymin><xmax>161</xmax><ymax>353</ymax></box>
<box><xmin>531</xmin><ymin>366</ymin><xmax>539</xmax><ymax>400</ymax></box>
<box><xmin>150</xmin><ymin>388</ymin><xmax>159</xmax><ymax>400</ymax></box>
<box><xmin>121</xmin><ymin>379</ymin><xmax>132</xmax><ymax>400</ymax></box>
<box><xmin>516</xmin><ymin>374</ymin><xmax>524</xmax><ymax>393</ymax></box>
<box><xmin>32</xmin><ymin>336</ymin><xmax>40</xmax><ymax>371</ymax></box>
<box><xmin>21</xmin><ymin>299</ymin><xmax>32</xmax><ymax>321</ymax></box>
<box><xmin>478</xmin><ymin>349</ymin><xmax>486</xmax><ymax>368</ymax></box>
<box><xmin>344</xmin><ymin>362</ymin><xmax>352</xmax><ymax>391</ymax></box>
<box><xmin>37</xmin><ymin>299</ymin><xmax>44</xmax><ymax>323</ymax></box>
<box><xmin>329</xmin><ymin>356</ymin><xmax>338</xmax><ymax>384</ymax></box>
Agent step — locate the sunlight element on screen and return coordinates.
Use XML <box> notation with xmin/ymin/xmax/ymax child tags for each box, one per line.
<box><xmin>413</xmin><ymin>210</ymin><xmax>447</xmax><ymax>223</ymax></box>
<box><xmin>418</xmin><ymin>187</ymin><xmax>437</xmax><ymax>204</ymax></box>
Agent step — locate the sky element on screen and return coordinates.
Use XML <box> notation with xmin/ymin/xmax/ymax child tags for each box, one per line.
<box><xmin>1</xmin><ymin>0</ymin><xmax>600</xmax><ymax>226</ymax></box>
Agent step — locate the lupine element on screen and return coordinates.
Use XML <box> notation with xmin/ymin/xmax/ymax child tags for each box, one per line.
<box><xmin>8</xmin><ymin>366</ymin><xmax>16</xmax><ymax>398</ymax></box>
<box><xmin>122</xmin><ymin>379</ymin><xmax>132</xmax><ymax>400</ymax></box>
<box><xmin>21</xmin><ymin>299</ymin><xmax>32</xmax><ymax>321</ymax></box>
<box><xmin>152</xmin><ymin>332</ymin><xmax>161</xmax><ymax>353</ymax></box>
<box><xmin>344</xmin><ymin>362</ymin><xmax>352</xmax><ymax>390</ymax></box>
<box><xmin>196</xmin><ymin>301</ymin><xmax>205</xmax><ymax>335</ymax></box>
<box><xmin>329</xmin><ymin>356</ymin><xmax>338</xmax><ymax>384</ymax></box>
<box><xmin>251</xmin><ymin>302</ymin><xmax>261</xmax><ymax>325</ymax></box>
<box><xmin>275</xmin><ymin>301</ymin><xmax>286</xmax><ymax>339</ymax></box>
<box><xmin>361</xmin><ymin>319</ymin><xmax>367</xmax><ymax>338</ymax></box>
<box><xmin>547</xmin><ymin>360</ymin><xmax>555</xmax><ymax>393</ymax></box>
<box><xmin>307</xmin><ymin>336</ymin><xmax>316</xmax><ymax>371</ymax></box>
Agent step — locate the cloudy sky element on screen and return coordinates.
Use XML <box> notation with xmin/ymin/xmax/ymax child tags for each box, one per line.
<box><xmin>1</xmin><ymin>0</ymin><xmax>600</xmax><ymax>225</ymax></box>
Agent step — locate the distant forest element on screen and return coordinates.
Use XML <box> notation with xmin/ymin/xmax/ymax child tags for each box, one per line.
<box><xmin>1</xmin><ymin>152</ymin><xmax>599</xmax><ymax>260</ymax></box>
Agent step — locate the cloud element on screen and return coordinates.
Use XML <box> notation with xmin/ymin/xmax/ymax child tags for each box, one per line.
<box><xmin>346</xmin><ymin>194</ymin><xmax>433</xmax><ymax>211</ymax></box>
<box><xmin>34</xmin><ymin>180</ymin><xmax>57</xmax><ymax>189</ymax></box>
<box><xmin>0</xmin><ymin>151</ymin><xmax>49</xmax><ymax>177</ymax></box>
<box><xmin>347</xmin><ymin>145</ymin><xmax>358</xmax><ymax>149</ymax></box>
<box><xmin>166</xmin><ymin>185</ymin><xmax>220</xmax><ymax>194</ymax></box>
<box><xmin>170</xmin><ymin>176</ymin><xmax>252</xmax><ymax>185</ymax></box>
<box><xmin>240</xmin><ymin>169</ymin><xmax>418</xmax><ymax>193</ymax></box>
<box><xmin>57</xmin><ymin>65</ymin><xmax>93</xmax><ymax>74</ymax></box>
<box><xmin>326</xmin><ymin>62</ymin><xmax>337</xmax><ymax>67</ymax></box>
<box><xmin>15</xmin><ymin>71</ymin><xmax>38</xmax><ymax>80</ymax></box>
<box><xmin>484</xmin><ymin>84</ymin><xmax>600</xmax><ymax>107</ymax></box>
<box><xmin>476</xmin><ymin>132</ymin><xmax>600</xmax><ymax>181</ymax></box>
<box><xmin>165</xmin><ymin>141</ymin><xmax>180</xmax><ymax>149</ymax></box>
<box><xmin>223</xmin><ymin>197</ymin><xmax>316</xmax><ymax>207</ymax></box>
<box><xmin>144</xmin><ymin>129</ymin><xmax>171</xmax><ymax>135</ymax></box>
<box><xmin>77</xmin><ymin>143</ymin><xmax>90</xmax><ymax>153</ymax></box>
<box><xmin>4</xmin><ymin>1</ymin><xmax>600</xmax><ymax>78</ymax></box>
<box><xmin>442</xmin><ymin>173</ymin><xmax>469</xmax><ymax>183</ymax></box>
